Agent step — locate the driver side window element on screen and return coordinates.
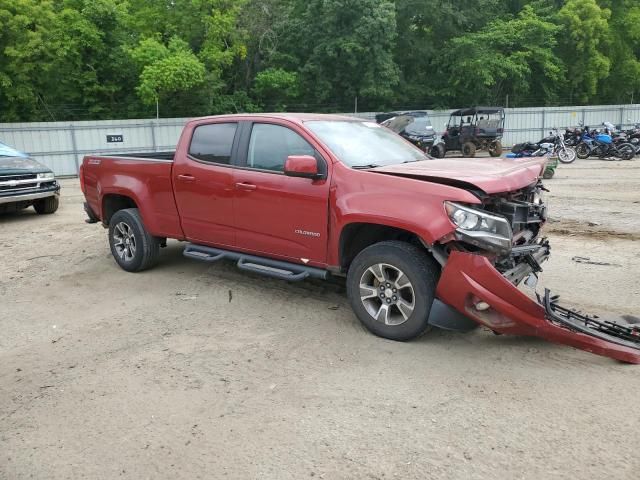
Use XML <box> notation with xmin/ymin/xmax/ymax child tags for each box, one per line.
<box><xmin>247</xmin><ymin>123</ymin><xmax>315</xmax><ymax>172</ymax></box>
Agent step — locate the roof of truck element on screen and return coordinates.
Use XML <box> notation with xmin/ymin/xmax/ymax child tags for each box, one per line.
<box><xmin>191</xmin><ymin>113</ymin><xmax>364</xmax><ymax>124</ymax></box>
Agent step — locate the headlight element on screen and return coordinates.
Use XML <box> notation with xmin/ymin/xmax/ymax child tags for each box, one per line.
<box><xmin>444</xmin><ymin>202</ymin><xmax>513</xmax><ymax>254</ymax></box>
<box><xmin>37</xmin><ymin>172</ymin><xmax>55</xmax><ymax>180</ymax></box>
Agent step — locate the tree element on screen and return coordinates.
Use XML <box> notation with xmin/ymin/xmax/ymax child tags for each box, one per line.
<box><xmin>557</xmin><ymin>0</ymin><xmax>611</xmax><ymax>103</ymax></box>
<box><xmin>252</xmin><ymin>68</ymin><xmax>298</xmax><ymax>110</ymax></box>
<box><xmin>600</xmin><ymin>0</ymin><xmax>640</xmax><ymax>103</ymax></box>
<box><xmin>442</xmin><ymin>6</ymin><xmax>563</xmax><ymax>106</ymax></box>
<box><xmin>131</xmin><ymin>37</ymin><xmax>206</xmax><ymax>113</ymax></box>
<box><xmin>286</xmin><ymin>0</ymin><xmax>400</xmax><ymax>111</ymax></box>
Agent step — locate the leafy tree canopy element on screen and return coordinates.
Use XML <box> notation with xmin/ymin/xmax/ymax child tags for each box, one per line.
<box><xmin>0</xmin><ymin>0</ymin><xmax>638</xmax><ymax>121</ymax></box>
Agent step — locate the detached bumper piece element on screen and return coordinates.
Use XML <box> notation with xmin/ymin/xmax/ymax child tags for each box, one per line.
<box><xmin>436</xmin><ymin>251</ymin><xmax>640</xmax><ymax>364</ymax></box>
<box><xmin>543</xmin><ymin>290</ymin><xmax>640</xmax><ymax>356</ymax></box>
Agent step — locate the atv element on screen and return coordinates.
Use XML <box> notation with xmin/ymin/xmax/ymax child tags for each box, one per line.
<box><xmin>430</xmin><ymin>107</ymin><xmax>505</xmax><ymax>158</ymax></box>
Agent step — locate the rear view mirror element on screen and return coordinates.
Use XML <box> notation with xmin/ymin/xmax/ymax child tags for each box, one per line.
<box><xmin>284</xmin><ymin>155</ymin><xmax>322</xmax><ymax>179</ymax></box>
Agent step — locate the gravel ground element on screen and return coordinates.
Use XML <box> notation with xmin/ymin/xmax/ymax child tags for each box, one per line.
<box><xmin>1</xmin><ymin>159</ymin><xmax>639</xmax><ymax>480</ymax></box>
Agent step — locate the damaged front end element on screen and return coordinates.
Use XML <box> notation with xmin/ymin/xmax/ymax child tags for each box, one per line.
<box><xmin>435</xmin><ymin>181</ymin><xmax>640</xmax><ymax>364</ymax></box>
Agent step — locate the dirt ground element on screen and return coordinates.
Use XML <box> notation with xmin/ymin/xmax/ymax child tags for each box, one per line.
<box><xmin>1</xmin><ymin>159</ymin><xmax>640</xmax><ymax>480</ymax></box>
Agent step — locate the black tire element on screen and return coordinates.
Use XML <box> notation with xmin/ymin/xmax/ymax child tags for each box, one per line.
<box><xmin>462</xmin><ymin>142</ymin><xmax>476</xmax><ymax>157</ymax></box>
<box><xmin>488</xmin><ymin>140</ymin><xmax>503</xmax><ymax>157</ymax></box>
<box><xmin>346</xmin><ymin>241</ymin><xmax>439</xmax><ymax>341</ymax></box>
<box><xmin>575</xmin><ymin>143</ymin><xmax>590</xmax><ymax>159</ymax></box>
<box><xmin>33</xmin><ymin>196</ymin><xmax>59</xmax><ymax>214</ymax></box>
<box><xmin>430</xmin><ymin>143</ymin><xmax>445</xmax><ymax>158</ymax></box>
<box><xmin>108</xmin><ymin>208</ymin><xmax>160</xmax><ymax>272</ymax></box>
<box><xmin>617</xmin><ymin>143</ymin><xmax>635</xmax><ymax>160</ymax></box>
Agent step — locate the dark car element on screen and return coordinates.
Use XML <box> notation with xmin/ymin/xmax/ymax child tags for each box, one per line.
<box><xmin>0</xmin><ymin>142</ymin><xmax>60</xmax><ymax>215</ymax></box>
<box><xmin>375</xmin><ymin>111</ymin><xmax>436</xmax><ymax>152</ymax></box>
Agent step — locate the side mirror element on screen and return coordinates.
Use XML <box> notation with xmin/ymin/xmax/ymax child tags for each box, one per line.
<box><xmin>284</xmin><ymin>155</ymin><xmax>322</xmax><ymax>179</ymax></box>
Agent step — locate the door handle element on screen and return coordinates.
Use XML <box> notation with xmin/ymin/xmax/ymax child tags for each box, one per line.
<box><xmin>235</xmin><ymin>182</ymin><xmax>257</xmax><ymax>191</ymax></box>
<box><xmin>177</xmin><ymin>174</ymin><xmax>195</xmax><ymax>182</ymax></box>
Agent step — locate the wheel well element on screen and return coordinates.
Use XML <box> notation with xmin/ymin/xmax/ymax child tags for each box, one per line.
<box><xmin>102</xmin><ymin>194</ymin><xmax>137</xmax><ymax>224</ymax></box>
<box><xmin>339</xmin><ymin>223</ymin><xmax>425</xmax><ymax>270</ymax></box>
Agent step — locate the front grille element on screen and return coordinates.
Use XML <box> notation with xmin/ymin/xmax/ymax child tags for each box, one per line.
<box><xmin>0</xmin><ymin>173</ymin><xmax>37</xmax><ymax>182</ymax></box>
<box><xmin>0</xmin><ymin>173</ymin><xmax>41</xmax><ymax>193</ymax></box>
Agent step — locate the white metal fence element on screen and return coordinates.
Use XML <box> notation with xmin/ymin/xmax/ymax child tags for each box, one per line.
<box><xmin>2</xmin><ymin>104</ymin><xmax>640</xmax><ymax>176</ymax></box>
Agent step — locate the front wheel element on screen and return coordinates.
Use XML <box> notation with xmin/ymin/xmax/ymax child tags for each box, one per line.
<box><xmin>557</xmin><ymin>147</ymin><xmax>576</xmax><ymax>164</ymax></box>
<box><xmin>430</xmin><ymin>143</ymin><xmax>446</xmax><ymax>158</ymax></box>
<box><xmin>346</xmin><ymin>241</ymin><xmax>439</xmax><ymax>341</ymax></box>
<box><xmin>488</xmin><ymin>140</ymin><xmax>503</xmax><ymax>157</ymax></box>
<box><xmin>461</xmin><ymin>142</ymin><xmax>476</xmax><ymax>157</ymax></box>
<box><xmin>575</xmin><ymin>143</ymin><xmax>590</xmax><ymax>159</ymax></box>
<box><xmin>108</xmin><ymin>208</ymin><xmax>160</xmax><ymax>272</ymax></box>
<box><xmin>33</xmin><ymin>196</ymin><xmax>59</xmax><ymax>214</ymax></box>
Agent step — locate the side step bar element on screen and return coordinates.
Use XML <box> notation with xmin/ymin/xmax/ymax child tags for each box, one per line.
<box><xmin>183</xmin><ymin>244</ymin><xmax>328</xmax><ymax>282</ymax></box>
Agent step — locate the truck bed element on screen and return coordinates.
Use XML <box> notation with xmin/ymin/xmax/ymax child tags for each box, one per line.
<box><xmin>81</xmin><ymin>152</ymin><xmax>183</xmax><ymax>239</ymax></box>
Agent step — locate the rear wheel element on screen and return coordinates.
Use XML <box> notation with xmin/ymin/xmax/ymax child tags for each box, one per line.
<box><xmin>430</xmin><ymin>143</ymin><xmax>446</xmax><ymax>158</ymax></box>
<box><xmin>346</xmin><ymin>241</ymin><xmax>439</xmax><ymax>341</ymax></box>
<box><xmin>488</xmin><ymin>140</ymin><xmax>503</xmax><ymax>157</ymax></box>
<box><xmin>462</xmin><ymin>142</ymin><xmax>476</xmax><ymax>157</ymax></box>
<box><xmin>108</xmin><ymin>208</ymin><xmax>160</xmax><ymax>272</ymax></box>
<box><xmin>33</xmin><ymin>196</ymin><xmax>59</xmax><ymax>214</ymax></box>
<box><xmin>617</xmin><ymin>143</ymin><xmax>635</xmax><ymax>160</ymax></box>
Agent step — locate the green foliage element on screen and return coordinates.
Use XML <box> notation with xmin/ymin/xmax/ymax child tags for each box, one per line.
<box><xmin>443</xmin><ymin>6</ymin><xmax>563</xmax><ymax>106</ymax></box>
<box><xmin>1</xmin><ymin>0</ymin><xmax>639</xmax><ymax>121</ymax></box>
<box><xmin>252</xmin><ymin>68</ymin><xmax>298</xmax><ymax>110</ymax></box>
<box><xmin>136</xmin><ymin>45</ymin><xmax>207</xmax><ymax>106</ymax></box>
<box><xmin>289</xmin><ymin>0</ymin><xmax>400</xmax><ymax>110</ymax></box>
<box><xmin>558</xmin><ymin>0</ymin><xmax>611</xmax><ymax>102</ymax></box>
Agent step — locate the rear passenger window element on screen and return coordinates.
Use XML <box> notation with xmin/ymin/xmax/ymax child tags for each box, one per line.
<box><xmin>189</xmin><ymin>123</ymin><xmax>237</xmax><ymax>164</ymax></box>
<box><xmin>247</xmin><ymin>123</ymin><xmax>315</xmax><ymax>172</ymax></box>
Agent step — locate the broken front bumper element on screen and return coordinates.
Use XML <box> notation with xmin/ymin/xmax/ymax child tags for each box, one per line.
<box><xmin>436</xmin><ymin>251</ymin><xmax>640</xmax><ymax>364</ymax></box>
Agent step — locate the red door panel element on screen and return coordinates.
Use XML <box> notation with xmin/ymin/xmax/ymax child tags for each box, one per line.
<box><xmin>233</xmin><ymin>170</ymin><xmax>329</xmax><ymax>265</ymax></box>
<box><xmin>172</xmin><ymin>122</ymin><xmax>238</xmax><ymax>247</ymax></box>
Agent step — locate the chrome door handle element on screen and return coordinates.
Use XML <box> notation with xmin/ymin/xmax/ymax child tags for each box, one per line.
<box><xmin>177</xmin><ymin>174</ymin><xmax>195</xmax><ymax>182</ymax></box>
<box><xmin>235</xmin><ymin>182</ymin><xmax>257</xmax><ymax>191</ymax></box>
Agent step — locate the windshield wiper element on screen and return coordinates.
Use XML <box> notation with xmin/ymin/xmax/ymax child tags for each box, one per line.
<box><xmin>351</xmin><ymin>164</ymin><xmax>381</xmax><ymax>170</ymax></box>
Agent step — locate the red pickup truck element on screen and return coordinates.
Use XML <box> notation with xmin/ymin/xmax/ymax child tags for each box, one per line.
<box><xmin>80</xmin><ymin>113</ymin><xmax>640</xmax><ymax>363</ymax></box>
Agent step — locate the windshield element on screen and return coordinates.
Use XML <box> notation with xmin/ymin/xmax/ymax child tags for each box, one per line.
<box><xmin>305</xmin><ymin>121</ymin><xmax>428</xmax><ymax>167</ymax></box>
<box><xmin>405</xmin><ymin>116</ymin><xmax>432</xmax><ymax>135</ymax></box>
<box><xmin>0</xmin><ymin>142</ymin><xmax>28</xmax><ymax>158</ymax></box>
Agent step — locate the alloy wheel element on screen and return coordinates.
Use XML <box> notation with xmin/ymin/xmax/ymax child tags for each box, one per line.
<box><xmin>112</xmin><ymin>221</ymin><xmax>137</xmax><ymax>261</ymax></box>
<box><xmin>359</xmin><ymin>263</ymin><xmax>415</xmax><ymax>326</ymax></box>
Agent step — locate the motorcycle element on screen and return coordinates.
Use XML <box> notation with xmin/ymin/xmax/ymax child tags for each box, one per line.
<box><xmin>563</xmin><ymin>126</ymin><xmax>583</xmax><ymax>147</ymax></box>
<box><xmin>575</xmin><ymin>123</ymin><xmax>635</xmax><ymax>160</ymax></box>
<box><xmin>509</xmin><ymin>128</ymin><xmax>576</xmax><ymax>164</ymax></box>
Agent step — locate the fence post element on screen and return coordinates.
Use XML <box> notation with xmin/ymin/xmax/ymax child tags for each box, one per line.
<box><xmin>150</xmin><ymin>120</ymin><xmax>157</xmax><ymax>152</ymax></box>
<box><xmin>620</xmin><ymin>106</ymin><xmax>625</xmax><ymax>127</ymax></box>
<box><xmin>541</xmin><ymin>109</ymin><xmax>546</xmax><ymax>139</ymax></box>
<box><xmin>581</xmin><ymin>109</ymin><xmax>586</xmax><ymax>127</ymax></box>
<box><xmin>69</xmin><ymin>123</ymin><xmax>80</xmax><ymax>174</ymax></box>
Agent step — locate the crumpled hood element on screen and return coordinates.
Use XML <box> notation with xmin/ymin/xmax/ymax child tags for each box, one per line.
<box><xmin>0</xmin><ymin>156</ymin><xmax>51</xmax><ymax>175</ymax></box>
<box><xmin>370</xmin><ymin>157</ymin><xmax>546</xmax><ymax>194</ymax></box>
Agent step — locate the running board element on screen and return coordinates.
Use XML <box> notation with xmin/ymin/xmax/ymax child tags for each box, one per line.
<box><xmin>183</xmin><ymin>244</ymin><xmax>328</xmax><ymax>282</ymax></box>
